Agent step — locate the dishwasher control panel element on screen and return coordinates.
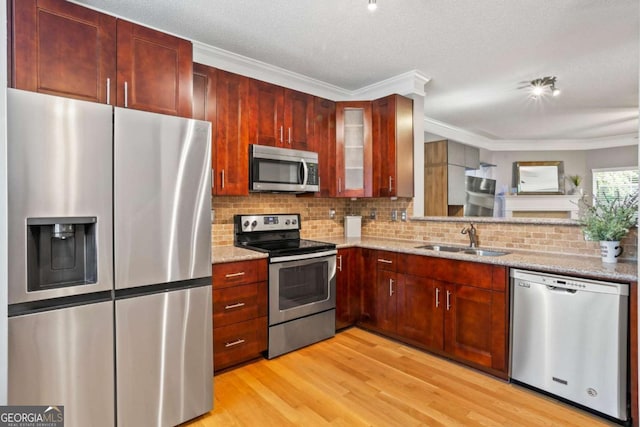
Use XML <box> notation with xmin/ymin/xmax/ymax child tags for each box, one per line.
<box><xmin>511</xmin><ymin>269</ymin><xmax>628</xmax><ymax>295</ymax></box>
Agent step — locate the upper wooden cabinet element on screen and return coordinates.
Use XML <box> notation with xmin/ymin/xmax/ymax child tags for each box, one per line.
<box><xmin>11</xmin><ymin>0</ymin><xmax>193</xmax><ymax>118</ymax></box>
<box><xmin>11</xmin><ymin>0</ymin><xmax>116</xmax><ymax>103</ymax></box>
<box><xmin>214</xmin><ymin>69</ymin><xmax>250</xmax><ymax>196</ymax></box>
<box><xmin>193</xmin><ymin>64</ymin><xmax>249</xmax><ymax>196</ymax></box>
<box><xmin>312</xmin><ymin>97</ymin><xmax>336</xmax><ymax>197</ymax></box>
<box><xmin>372</xmin><ymin>94</ymin><xmax>414</xmax><ymax>198</ymax></box>
<box><xmin>192</xmin><ymin>63</ymin><xmax>217</xmax><ymax>195</ymax></box>
<box><xmin>335</xmin><ymin>101</ymin><xmax>373</xmax><ymax>198</ymax></box>
<box><xmin>249</xmin><ymin>80</ymin><xmax>313</xmax><ymax>150</ymax></box>
<box><xmin>116</xmin><ymin>20</ymin><xmax>193</xmax><ymax>117</ymax></box>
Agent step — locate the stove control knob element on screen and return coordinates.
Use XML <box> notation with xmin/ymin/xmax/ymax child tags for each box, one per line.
<box><xmin>243</xmin><ymin>221</ymin><xmax>250</xmax><ymax>228</ymax></box>
<box><xmin>285</xmin><ymin>220</ymin><xmax>291</xmax><ymax>225</ymax></box>
<box><xmin>292</xmin><ymin>219</ymin><xmax>297</xmax><ymax>225</ymax></box>
<box><xmin>251</xmin><ymin>220</ymin><xmax>258</xmax><ymax>228</ymax></box>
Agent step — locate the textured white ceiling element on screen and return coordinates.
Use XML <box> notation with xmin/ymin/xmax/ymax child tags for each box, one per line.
<box><xmin>74</xmin><ymin>0</ymin><xmax>639</xmax><ymax>149</ymax></box>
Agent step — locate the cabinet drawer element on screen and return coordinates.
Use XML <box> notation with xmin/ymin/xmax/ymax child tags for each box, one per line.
<box><xmin>213</xmin><ymin>317</ymin><xmax>267</xmax><ymax>371</ymax></box>
<box><xmin>376</xmin><ymin>251</ymin><xmax>397</xmax><ymax>272</ymax></box>
<box><xmin>213</xmin><ymin>260</ymin><xmax>260</xmax><ymax>288</ymax></box>
<box><xmin>213</xmin><ymin>283</ymin><xmax>259</xmax><ymax>327</ymax></box>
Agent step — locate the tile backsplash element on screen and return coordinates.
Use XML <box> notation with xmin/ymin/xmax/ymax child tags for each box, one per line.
<box><xmin>212</xmin><ymin>194</ymin><xmax>637</xmax><ymax>260</ymax></box>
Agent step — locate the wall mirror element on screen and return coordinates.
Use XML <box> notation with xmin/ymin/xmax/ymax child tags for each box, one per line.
<box><xmin>515</xmin><ymin>161</ymin><xmax>564</xmax><ymax>194</ymax></box>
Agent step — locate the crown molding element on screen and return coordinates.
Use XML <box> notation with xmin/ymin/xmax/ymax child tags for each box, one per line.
<box><xmin>193</xmin><ymin>42</ymin><xmax>430</xmax><ymax>101</ymax></box>
<box><xmin>423</xmin><ymin>117</ymin><xmax>638</xmax><ymax>151</ymax></box>
<box><xmin>349</xmin><ymin>70</ymin><xmax>431</xmax><ymax>99</ymax></box>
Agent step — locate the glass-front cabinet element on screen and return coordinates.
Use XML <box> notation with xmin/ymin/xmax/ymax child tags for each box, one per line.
<box><xmin>336</xmin><ymin>101</ymin><xmax>372</xmax><ymax>197</ymax></box>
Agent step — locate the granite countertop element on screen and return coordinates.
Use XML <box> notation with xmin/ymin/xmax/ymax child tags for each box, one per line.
<box><xmin>212</xmin><ymin>237</ymin><xmax>637</xmax><ymax>282</ymax></box>
<box><xmin>212</xmin><ymin>245</ymin><xmax>267</xmax><ymax>264</ymax></box>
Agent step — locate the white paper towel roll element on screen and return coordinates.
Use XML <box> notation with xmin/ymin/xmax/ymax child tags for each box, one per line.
<box><xmin>344</xmin><ymin>216</ymin><xmax>362</xmax><ymax>238</ymax></box>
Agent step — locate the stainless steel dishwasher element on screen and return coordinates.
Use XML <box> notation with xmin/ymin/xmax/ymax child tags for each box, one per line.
<box><xmin>510</xmin><ymin>269</ymin><xmax>629</xmax><ymax>422</ymax></box>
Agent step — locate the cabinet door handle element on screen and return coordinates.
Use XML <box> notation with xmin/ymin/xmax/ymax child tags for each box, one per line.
<box><xmin>211</xmin><ymin>168</ymin><xmax>215</xmax><ymax>190</ymax></box>
<box><xmin>279</xmin><ymin>126</ymin><xmax>283</xmax><ymax>143</ymax></box>
<box><xmin>221</xmin><ymin>169</ymin><xmax>225</xmax><ymax>189</ymax></box>
<box><xmin>338</xmin><ymin>178</ymin><xmax>342</xmax><ymax>194</ymax></box>
<box><xmin>225</xmin><ymin>339</ymin><xmax>245</xmax><ymax>348</ymax></box>
<box><xmin>377</xmin><ymin>259</ymin><xmax>393</xmax><ymax>264</ymax></box>
<box><xmin>124</xmin><ymin>81</ymin><xmax>128</xmax><ymax>108</ymax></box>
<box><xmin>106</xmin><ymin>78</ymin><xmax>111</xmax><ymax>104</ymax></box>
<box><xmin>337</xmin><ymin>255</ymin><xmax>343</xmax><ymax>272</ymax></box>
<box><xmin>389</xmin><ymin>278</ymin><xmax>394</xmax><ymax>296</ymax></box>
<box><xmin>389</xmin><ymin>176</ymin><xmax>393</xmax><ymax>193</ymax></box>
<box><xmin>446</xmin><ymin>290</ymin><xmax>451</xmax><ymax>311</ymax></box>
<box><xmin>435</xmin><ymin>287</ymin><xmax>440</xmax><ymax>308</ymax></box>
<box><xmin>288</xmin><ymin>128</ymin><xmax>292</xmax><ymax>144</ymax></box>
<box><xmin>224</xmin><ymin>271</ymin><xmax>245</xmax><ymax>278</ymax></box>
<box><xmin>224</xmin><ymin>302</ymin><xmax>246</xmax><ymax>310</ymax></box>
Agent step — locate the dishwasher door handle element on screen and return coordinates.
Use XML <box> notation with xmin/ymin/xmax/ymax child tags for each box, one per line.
<box><xmin>546</xmin><ymin>285</ymin><xmax>577</xmax><ymax>294</ymax></box>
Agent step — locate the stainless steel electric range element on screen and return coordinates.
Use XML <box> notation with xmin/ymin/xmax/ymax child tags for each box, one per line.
<box><xmin>234</xmin><ymin>214</ymin><xmax>337</xmax><ymax>358</ymax></box>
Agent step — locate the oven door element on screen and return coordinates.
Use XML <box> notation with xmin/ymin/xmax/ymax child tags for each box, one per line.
<box><xmin>268</xmin><ymin>250</ymin><xmax>336</xmax><ymax>325</ymax></box>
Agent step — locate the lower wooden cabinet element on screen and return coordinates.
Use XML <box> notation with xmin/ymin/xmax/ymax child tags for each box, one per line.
<box><xmin>213</xmin><ymin>318</ymin><xmax>267</xmax><ymax>372</ymax></box>
<box><xmin>357</xmin><ymin>251</ymin><xmax>508</xmax><ymax>378</ymax></box>
<box><xmin>335</xmin><ymin>248</ymin><xmax>359</xmax><ymax>330</ymax></box>
<box><xmin>212</xmin><ymin>259</ymin><xmax>267</xmax><ymax>372</ymax></box>
<box><xmin>396</xmin><ymin>274</ymin><xmax>442</xmax><ymax>349</ymax></box>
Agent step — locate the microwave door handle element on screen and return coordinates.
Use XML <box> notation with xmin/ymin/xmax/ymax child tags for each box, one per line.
<box><xmin>301</xmin><ymin>158</ymin><xmax>309</xmax><ymax>188</ymax></box>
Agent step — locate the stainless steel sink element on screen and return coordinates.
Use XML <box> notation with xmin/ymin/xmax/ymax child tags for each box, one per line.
<box><xmin>416</xmin><ymin>244</ymin><xmax>509</xmax><ymax>257</ymax></box>
<box><xmin>415</xmin><ymin>244</ymin><xmax>467</xmax><ymax>252</ymax></box>
<box><xmin>462</xmin><ymin>249</ymin><xmax>508</xmax><ymax>257</ymax></box>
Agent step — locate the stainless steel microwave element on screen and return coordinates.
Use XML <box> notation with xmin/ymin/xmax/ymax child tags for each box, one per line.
<box><xmin>250</xmin><ymin>144</ymin><xmax>320</xmax><ymax>193</ymax></box>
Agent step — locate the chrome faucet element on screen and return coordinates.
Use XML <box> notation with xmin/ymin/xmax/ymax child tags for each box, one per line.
<box><xmin>461</xmin><ymin>223</ymin><xmax>478</xmax><ymax>248</ymax></box>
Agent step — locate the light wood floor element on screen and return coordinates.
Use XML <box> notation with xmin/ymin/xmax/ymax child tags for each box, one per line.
<box><xmin>183</xmin><ymin>328</ymin><xmax>616</xmax><ymax>426</ymax></box>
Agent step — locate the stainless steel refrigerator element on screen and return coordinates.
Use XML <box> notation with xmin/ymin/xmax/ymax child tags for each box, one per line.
<box><xmin>7</xmin><ymin>89</ymin><xmax>213</xmax><ymax>427</ymax></box>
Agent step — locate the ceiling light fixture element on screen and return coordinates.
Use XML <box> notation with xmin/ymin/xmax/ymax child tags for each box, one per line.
<box><xmin>368</xmin><ymin>0</ymin><xmax>377</xmax><ymax>11</ymax></box>
<box><xmin>529</xmin><ymin>76</ymin><xmax>560</xmax><ymax>99</ymax></box>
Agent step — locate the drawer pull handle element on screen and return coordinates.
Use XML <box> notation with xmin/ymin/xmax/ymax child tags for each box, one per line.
<box><xmin>377</xmin><ymin>259</ymin><xmax>393</xmax><ymax>264</ymax></box>
<box><xmin>225</xmin><ymin>339</ymin><xmax>245</xmax><ymax>348</ymax></box>
<box><xmin>225</xmin><ymin>272</ymin><xmax>246</xmax><ymax>278</ymax></box>
<box><xmin>224</xmin><ymin>302</ymin><xmax>246</xmax><ymax>310</ymax></box>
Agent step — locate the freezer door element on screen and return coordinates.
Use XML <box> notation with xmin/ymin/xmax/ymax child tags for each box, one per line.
<box><xmin>8</xmin><ymin>301</ymin><xmax>114</xmax><ymax>427</ymax></box>
<box><xmin>116</xmin><ymin>285</ymin><xmax>213</xmax><ymax>427</ymax></box>
<box><xmin>114</xmin><ymin>107</ymin><xmax>212</xmax><ymax>289</ymax></box>
<box><xmin>7</xmin><ymin>89</ymin><xmax>114</xmax><ymax>303</ymax></box>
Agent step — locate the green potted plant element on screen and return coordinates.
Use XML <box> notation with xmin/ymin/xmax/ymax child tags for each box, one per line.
<box><xmin>566</xmin><ymin>174</ymin><xmax>583</xmax><ymax>195</ymax></box>
<box><xmin>578</xmin><ymin>192</ymin><xmax>638</xmax><ymax>263</ymax></box>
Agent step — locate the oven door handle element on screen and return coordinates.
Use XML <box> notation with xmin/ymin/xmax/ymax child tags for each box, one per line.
<box><xmin>270</xmin><ymin>249</ymin><xmax>337</xmax><ymax>264</ymax></box>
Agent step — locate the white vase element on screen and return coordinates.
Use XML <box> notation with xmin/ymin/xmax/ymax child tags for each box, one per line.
<box><xmin>600</xmin><ymin>241</ymin><xmax>623</xmax><ymax>263</ymax></box>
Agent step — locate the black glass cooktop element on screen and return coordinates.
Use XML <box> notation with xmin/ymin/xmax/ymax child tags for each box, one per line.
<box><xmin>241</xmin><ymin>238</ymin><xmax>336</xmax><ymax>257</ymax></box>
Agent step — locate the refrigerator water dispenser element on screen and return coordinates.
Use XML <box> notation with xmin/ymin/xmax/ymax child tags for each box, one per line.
<box><xmin>26</xmin><ymin>217</ymin><xmax>97</xmax><ymax>291</ymax></box>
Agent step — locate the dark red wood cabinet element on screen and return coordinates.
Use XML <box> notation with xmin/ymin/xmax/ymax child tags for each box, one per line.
<box><xmin>11</xmin><ymin>0</ymin><xmax>116</xmax><ymax>104</ymax></box>
<box><xmin>249</xmin><ymin>79</ymin><xmax>314</xmax><ymax>150</ymax></box>
<box><xmin>371</xmin><ymin>94</ymin><xmax>414</xmax><ymax>198</ymax></box>
<box><xmin>335</xmin><ymin>101</ymin><xmax>373</xmax><ymax>198</ymax></box>
<box><xmin>312</xmin><ymin>97</ymin><xmax>337</xmax><ymax>197</ymax></box>
<box><xmin>358</xmin><ymin>251</ymin><xmax>509</xmax><ymax>378</ymax></box>
<box><xmin>116</xmin><ymin>19</ymin><xmax>193</xmax><ymax>117</ymax></box>
<box><xmin>335</xmin><ymin>248</ymin><xmax>360</xmax><ymax>330</ymax></box>
<box><xmin>212</xmin><ymin>259</ymin><xmax>267</xmax><ymax>372</ymax></box>
<box><xmin>11</xmin><ymin>0</ymin><xmax>193</xmax><ymax>117</ymax></box>
<box><xmin>212</xmin><ymin>69</ymin><xmax>250</xmax><ymax>196</ymax></box>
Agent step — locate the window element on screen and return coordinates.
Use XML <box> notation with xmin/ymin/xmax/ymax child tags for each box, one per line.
<box><xmin>592</xmin><ymin>167</ymin><xmax>639</xmax><ymax>202</ymax></box>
